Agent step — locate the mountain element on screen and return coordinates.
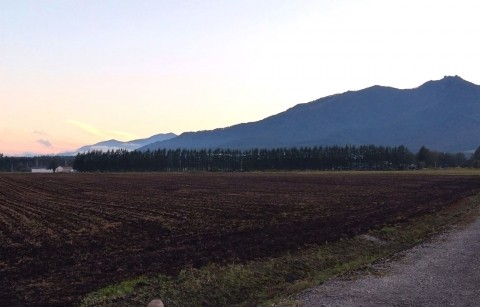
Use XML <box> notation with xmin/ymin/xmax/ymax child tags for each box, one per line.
<box><xmin>140</xmin><ymin>76</ymin><xmax>480</xmax><ymax>153</ymax></box>
<box><xmin>72</xmin><ymin>133</ymin><xmax>176</xmax><ymax>154</ymax></box>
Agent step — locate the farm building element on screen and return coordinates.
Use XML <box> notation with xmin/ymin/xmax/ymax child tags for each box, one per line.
<box><xmin>31</xmin><ymin>168</ymin><xmax>53</xmax><ymax>173</ymax></box>
<box><xmin>55</xmin><ymin>166</ymin><xmax>73</xmax><ymax>173</ymax></box>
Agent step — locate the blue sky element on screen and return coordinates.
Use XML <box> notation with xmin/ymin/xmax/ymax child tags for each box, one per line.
<box><xmin>1</xmin><ymin>0</ymin><xmax>480</xmax><ymax>155</ymax></box>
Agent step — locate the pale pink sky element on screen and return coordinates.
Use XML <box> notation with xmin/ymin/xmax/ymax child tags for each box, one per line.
<box><xmin>2</xmin><ymin>0</ymin><xmax>480</xmax><ymax>155</ymax></box>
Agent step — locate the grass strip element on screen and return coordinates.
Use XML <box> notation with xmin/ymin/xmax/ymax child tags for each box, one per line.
<box><xmin>81</xmin><ymin>193</ymin><xmax>480</xmax><ymax>307</ymax></box>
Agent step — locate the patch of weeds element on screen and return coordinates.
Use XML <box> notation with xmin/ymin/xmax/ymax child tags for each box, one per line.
<box><xmin>81</xmin><ymin>276</ymin><xmax>149</xmax><ymax>306</ymax></box>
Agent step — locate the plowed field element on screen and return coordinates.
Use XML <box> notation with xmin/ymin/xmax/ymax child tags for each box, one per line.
<box><xmin>1</xmin><ymin>172</ymin><xmax>480</xmax><ymax>305</ymax></box>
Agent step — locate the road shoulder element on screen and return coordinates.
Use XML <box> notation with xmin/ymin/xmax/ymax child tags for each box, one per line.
<box><xmin>296</xmin><ymin>208</ymin><xmax>480</xmax><ymax>306</ymax></box>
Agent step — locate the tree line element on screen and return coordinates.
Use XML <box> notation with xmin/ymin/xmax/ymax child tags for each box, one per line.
<box><xmin>2</xmin><ymin>145</ymin><xmax>478</xmax><ymax>173</ymax></box>
<box><xmin>71</xmin><ymin>145</ymin><xmax>479</xmax><ymax>173</ymax></box>
<box><xmin>0</xmin><ymin>155</ymin><xmax>74</xmax><ymax>172</ymax></box>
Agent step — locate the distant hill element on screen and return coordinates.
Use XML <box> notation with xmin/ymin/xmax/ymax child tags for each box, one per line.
<box><xmin>70</xmin><ymin>133</ymin><xmax>176</xmax><ymax>155</ymax></box>
<box><xmin>140</xmin><ymin>76</ymin><xmax>480</xmax><ymax>153</ymax></box>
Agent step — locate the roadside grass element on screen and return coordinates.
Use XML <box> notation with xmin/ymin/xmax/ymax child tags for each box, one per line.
<box><xmin>81</xmin><ymin>193</ymin><xmax>480</xmax><ymax>307</ymax></box>
<box><xmin>299</xmin><ymin>168</ymin><xmax>480</xmax><ymax>176</ymax></box>
<box><xmin>81</xmin><ymin>276</ymin><xmax>150</xmax><ymax>306</ymax></box>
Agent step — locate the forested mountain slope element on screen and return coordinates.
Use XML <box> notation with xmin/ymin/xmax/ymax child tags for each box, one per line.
<box><xmin>141</xmin><ymin>76</ymin><xmax>480</xmax><ymax>152</ymax></box>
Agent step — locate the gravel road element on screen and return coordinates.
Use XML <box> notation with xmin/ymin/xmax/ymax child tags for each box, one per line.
<box><xmin>297</xmin><ymin>217</ymin><xmax>480</xmax><ymax>306</ymax></box>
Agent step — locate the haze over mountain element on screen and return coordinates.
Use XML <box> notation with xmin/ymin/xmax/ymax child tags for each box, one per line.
<box><xmin>140</xmin><ymin>76</ymin><xmax>480</xmax><ymax>153</ymax></box>
<box><xmin>66</xmin><ymin>133</ymin><xmax>176</xmax><ymax>155</ymax></box>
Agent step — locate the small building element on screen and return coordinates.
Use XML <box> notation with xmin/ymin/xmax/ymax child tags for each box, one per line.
<box><xmin>55</xmin><ymin>166</ymin><xmax>73</xmax><ymax>173</ymax></box>
<box><xmin>31</xmin><ymin>168</ymin><xmax>53</xmax><ymax>173</ymax></box>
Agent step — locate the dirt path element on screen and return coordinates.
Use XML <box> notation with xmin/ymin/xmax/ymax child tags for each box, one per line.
<box><xmin>297</xmin><ymin>216</ymin><xmax>480</xmax><ymax>306</ymax></box>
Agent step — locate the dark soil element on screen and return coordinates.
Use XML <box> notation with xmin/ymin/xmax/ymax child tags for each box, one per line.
<box><xmin>1</xmin><ymin>172</ymin><xmax>480</xmax><ymax>305</ymax></box>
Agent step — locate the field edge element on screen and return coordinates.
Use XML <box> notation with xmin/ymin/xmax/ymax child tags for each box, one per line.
<box><xmin>80</xmin><ymin>192</ymin><xmax>480</xmax><ymax>307</ymax></box>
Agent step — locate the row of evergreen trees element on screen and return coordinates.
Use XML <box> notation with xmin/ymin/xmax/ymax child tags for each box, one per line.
<box><xmin>71</xmin><ymin>145</ymin><xmax>472</xmax><ymax>172</ymax></box>
<box><xmin>0</xmin><ymin>155</ymin><xmax>74</xmax><ymax>172</ymax></box>
<box><xmin>2</xmin><ymin>145</ymin><xmax>478</xmax><ymax>172</ymax></box>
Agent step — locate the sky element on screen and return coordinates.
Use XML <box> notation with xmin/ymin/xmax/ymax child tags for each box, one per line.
<box><xmin>1</xmin><ymin>0</ymin><xmax>480</xmax><ymax>156</ymax></box>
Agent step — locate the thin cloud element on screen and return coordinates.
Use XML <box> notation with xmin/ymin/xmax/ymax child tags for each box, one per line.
<box><xmin>37</xmin><ymin>139</ymin><xmax>52</xmax><ymax>148</ymax></box>
<box><xmin>67</xmin><ymin>120</ymin><xmax>105</xmax><ymax>138</ymax></box>
<box><xmin>108</xmin><ymin>130</ymin><xmax>139</xmax><ymax>140</ymax></box>
<box><xmin>33</xmin><ymin>130</ymin><xmax>47</xmax><ymax>135</ymax></box>
<box><xmin>66</xmin><ymin>120</ymin><xmax>138</xmax><ymax>140</ymax></box>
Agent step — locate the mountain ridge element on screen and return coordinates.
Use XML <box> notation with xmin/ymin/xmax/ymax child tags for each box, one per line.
<box><xmin>140</xmin><ymin>76</ymin><xmax>480</xmax><ymax>153</ymax></box>
<box><xmin>67</xmin><ymin>133</ymin><xmax>177</xmax><ymax>155</ymax></box>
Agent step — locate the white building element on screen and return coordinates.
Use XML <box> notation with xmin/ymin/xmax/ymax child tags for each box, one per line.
<box><xmin>55</xmin><ymin>166</ymin><xmax>73</xmax><ymax>173</ymax></box>
<box><xmin>31</xmin><ymin>168</ymin><xmax>53</xmax><ymax>173</ymax></box>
